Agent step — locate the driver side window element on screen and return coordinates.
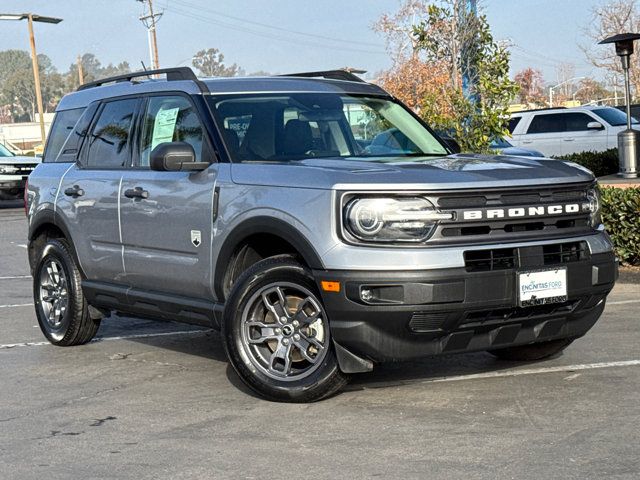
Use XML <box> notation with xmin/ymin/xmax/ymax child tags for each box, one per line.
<box><xmin>139</xmin><ymin>95</ymin><xmax>205</xmax><ymax>167</ymax></box>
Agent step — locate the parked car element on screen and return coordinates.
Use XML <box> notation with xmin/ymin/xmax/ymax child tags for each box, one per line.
<box><xmin>26</xmin><ymin>68</ymin><xmax>616</xmax><ymax>402</ymax></box>
<box><xmin>509</xmin><ymin>106</ymin><xmax>638</xmax><ymax>157</ymax></box>
<box><xmin>436</xmin><ymin>130</ymin><xmax>544</xmax><ymax>157</ymax></box>
<box><xmin>490</xmin><ymin>137</ymin><xmax>544</xmax><ymax>157</ymax></box>
<box><xmin>0</xmin><ymin>142</ymin><xmax>40</xmax><ymax>200</ymax></box>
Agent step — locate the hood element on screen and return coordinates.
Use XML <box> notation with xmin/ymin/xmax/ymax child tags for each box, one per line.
<box><xmin>230</xmin><ymin>153</ymin><xmax>594</xmax><ymax>190</ymax></box>
<box><xmin>497</xmin><ymin>146</ymin><xmax>545</xmax><ymax>158</ymax></box>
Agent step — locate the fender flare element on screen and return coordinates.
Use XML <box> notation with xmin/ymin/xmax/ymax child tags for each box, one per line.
<box><xmin>213</xmin><ymin>216</ymin><xmax>325</xmax><ymax>300</ymax></box>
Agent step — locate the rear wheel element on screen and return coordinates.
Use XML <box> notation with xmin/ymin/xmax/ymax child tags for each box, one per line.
<box><xmin>33</xmin><ymin>238</ymin><xmax>100</xmax><ymax>346</ymax></box>
<box><xmin>222</xmin><ymin>255</ymin><xmax>348</xmax><ymax>402</ymax></box>
<box><xmin>488</xmin><ymin>338</ymin><xmax>573</xmax><ymax>361</ymax></box>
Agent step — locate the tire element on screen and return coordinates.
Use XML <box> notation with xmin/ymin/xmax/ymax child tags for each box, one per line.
<box><xmin>488</xmin><ymin>338</ymin><xmax>573</xmax><ymax>361</ymax></box>
<box><xmin>33</xmin><ymin>238</ymin><xmax>101</xmax><ymax>346</ymax></box>
<box><xmin>222</xmin><ymin>255</ymin><xmax>348</xmax><ymax>402</ymax></box>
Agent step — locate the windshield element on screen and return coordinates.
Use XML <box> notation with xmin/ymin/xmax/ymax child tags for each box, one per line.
<box><xmin>593</xmin><ymin>107</ymin><xmax>639</xmax><ymax>126</ymax></box>
<box><xmin>490</xmin><ymin>137</ymin><xmax>512</xmax><ymax>148</ymax></box>
<box><xmin>207</xmin><ymin>93</ymin><xmax>448</xmax><ymax>162</ymax></box>
<box><xmin>0</xmin><ymin>143</ymin><xmax>15</xmax><ymax>157</ymax></box>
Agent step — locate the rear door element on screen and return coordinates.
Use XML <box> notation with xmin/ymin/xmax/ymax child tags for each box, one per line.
<box><xmin>119</xmin><ymin>94</ymin><xmax>217</xmax><ymax>299</ymax></box>
<box><xmin>519</xmin><ymin>113</ymin><xmax>566</xmax><ymax>156</ymax></box>
<box><xmin>57</xmin><ymin>98</ymin><xmax>140</xmax><ymax>282</ymax></box>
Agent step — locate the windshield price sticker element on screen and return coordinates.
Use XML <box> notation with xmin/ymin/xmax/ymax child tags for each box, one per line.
<box><xmin>518</xmin><ymin>268</ymin><xmax>568</xmax><ymax>307</ymax></box>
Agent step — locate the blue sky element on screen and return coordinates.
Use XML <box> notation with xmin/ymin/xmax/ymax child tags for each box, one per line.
<box><xmin>0</xmin><ymin>0</ymin><xmax>607</xmax><ymax>83</ymax></box>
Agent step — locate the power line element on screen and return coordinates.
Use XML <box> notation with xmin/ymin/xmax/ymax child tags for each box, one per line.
<box><xmin>160</xmin><ymin>2</ymin><xmax>386</xmax><ymax>56</ymax></box>
<box><xmin>165</xmin><ymin>0</ymin><xmax>383</xmax><ymax>49</ymax></box>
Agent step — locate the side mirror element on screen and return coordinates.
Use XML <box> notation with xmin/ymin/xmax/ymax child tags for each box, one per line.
<box><xmin>150</xmin><ymin>142</ymin><xmax>209</xmax><ymax>171</ymax></box>
<box><xmin>587</xmin><ymin>121</ymin><xmax>604</xmax><ymax>130</ymax></box>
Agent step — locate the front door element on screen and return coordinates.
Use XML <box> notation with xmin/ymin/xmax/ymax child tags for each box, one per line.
<box><xmin>119</xmin><ymin>94</ymin><xmax>217</xmax><ymax>299</ymax></box>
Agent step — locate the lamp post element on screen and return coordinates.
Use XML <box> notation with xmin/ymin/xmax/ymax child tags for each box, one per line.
<box><xmin>600</xmin><ymin>33</ymin><xmax>640</xmax><ymax>178</ymax></box>
<box><xmin>0</xmin><ymin>13</ymin><xmax>63</xmax><ymax>146</ymax></box>
<box><xmin>549</xmin><ymin>77</ymin><xmax>584</xmax><ymax>108</ymax></box>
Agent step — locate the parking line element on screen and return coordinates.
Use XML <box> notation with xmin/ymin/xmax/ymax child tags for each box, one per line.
<box><xmin>0</xmin><ymin>275</ymin><xmax>31</xmax><ymax>280</ymax></box>
<box><xmin>0</xmin><ymin>329</ymin><xmax>212</xmax><ymax>350</ymax></box>
<box><xmin>607</xmin><ymin>299</ymin><xmax>640</xmax><ymax>305</ymax></box>
<box><xmin>0</xmin><ymin>303</ymin><xmax>33</xmax><ymax>309</ymax></box>
<box><xmin>358</xmin><ymin>360</ymin><xmax>640</xmax><ymax>390</ymax></box>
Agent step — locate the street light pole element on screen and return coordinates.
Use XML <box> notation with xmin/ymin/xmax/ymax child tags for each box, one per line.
<box><xmin>26</xmin><ymin>14</ymin><xmax>46</xmax><ymax>144</ymax></box>
<box><xmin>548</xmin><ymin>77</ymin><xmax>584</xmax><ymax>107</ymax></box>
<box><xmin>0</xmin><ymin>13</ymin><xmax>63</xmax><ymax>147</ymax></box>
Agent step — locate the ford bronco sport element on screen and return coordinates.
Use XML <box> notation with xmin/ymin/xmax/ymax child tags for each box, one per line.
<box><xmin>26</xmin><ymin>68</ymin><xmax>617</xmax><ymax>402</ymax></box>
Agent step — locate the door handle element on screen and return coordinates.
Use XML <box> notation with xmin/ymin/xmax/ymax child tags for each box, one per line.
<box><xmin>522</xmin><ymin>140</ymin><xmax>533</xmax><ymax>144</ymax></box>
<box><xmin>124</xmin><ymin>187</ymin><xmax>149</xmax><ymax>199</ymax></box>
<box><xmin>64</xmin><ymin>185</ymin><xmax>84</xmax><ymax>197</ymax></box>
<box><xmin>563</xmin><ymin>138</ymin><xmax>575</xmax><ymax>142</ymax></box>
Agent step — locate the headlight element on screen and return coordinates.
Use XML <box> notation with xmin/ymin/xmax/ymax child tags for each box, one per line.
<box><xmin>0</xmin><ymin>165</ymin><xmax>18</xmax><ymax>174</ymax></box>
<box><xmin>344</xmin><ymin>197</ymin><xmax>452</xmax><ymax>243</ymax></box>
<box><xmin>586</xmin><ymin>187</ymin><xmax>601</xmax><ymax>228</ymax></box>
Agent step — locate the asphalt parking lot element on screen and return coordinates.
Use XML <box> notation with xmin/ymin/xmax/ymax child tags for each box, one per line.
<box><xmin>0</xmin><ymin>200</ymin><xmax>638</xmax><ymax>480</ymax></box>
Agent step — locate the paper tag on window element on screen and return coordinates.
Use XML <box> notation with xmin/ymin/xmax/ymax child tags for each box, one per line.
<box><xmin>151</xmin><ymin>107</ymin><xmax>179</xmax><ymax>151</ymax></box>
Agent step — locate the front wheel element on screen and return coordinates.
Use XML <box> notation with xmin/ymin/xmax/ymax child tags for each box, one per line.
<box><xmin>488</xmin><ymin>338</ymin><xmax>573</xmax><ymax>361</ymax></box>
<box><xmin>222</xmin><ymin>255</ymin><xmax>348</xmax><ymax>402</ymax></box>
<box><xmin>33</xmin><ymin>238</ymin><xmax>100</xmax><ymax>346</ymax></box>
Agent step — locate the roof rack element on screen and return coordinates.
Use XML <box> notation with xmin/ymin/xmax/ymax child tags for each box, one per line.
<box><xmin>77</xmin><ymin>67</ymin><xmax>209</xmax><ymax>93</ymax></box>
<box><xmin>511</xmin><ymin>106</ymin><xmax>567</xmax><ymax>114</ymax></box>
<box><xmin>278</xmin><ymin>68</ymin><xmax>367</xmax><ymax>83</ymax></box>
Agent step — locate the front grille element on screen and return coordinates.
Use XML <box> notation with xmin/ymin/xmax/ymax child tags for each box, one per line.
<box><xmin>464</xmin><ymin>248</ymin><xmax>517</xmax><ymax>272</ymax></box>
<box><xmin>543</xmin><ymin>241</ymin><xmax>588</xmax><ymax>265</ymax></box>
<box><xmin>464</xmin><ymin>241</ymin><xmax>589</xmax><ymax>272</ymax></box>
<box><xmin>409</xmin><ymin>312</ymin><xmax>449</xmax><ymax>332</ymax></box>
<box><xmin>429</xmin><ymin>184</ymin><xmax>593</xmax><ymax>245</ymax></box>
<box><xmin>13</xmin><ymin>165</ymin><xmax>37</xmax><ymax>175</ymax></box>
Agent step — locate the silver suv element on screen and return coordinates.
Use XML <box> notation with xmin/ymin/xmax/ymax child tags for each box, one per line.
<box><xmin>26</xmin><ymin>68</ymin><xmax>617</xmax><ymax>402</ymax></box>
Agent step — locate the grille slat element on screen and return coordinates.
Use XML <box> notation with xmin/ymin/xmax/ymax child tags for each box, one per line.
<box><xmin>464</xmin><ymin>241</ymin><xmax>588</xmax><ymax>272</ymax></box>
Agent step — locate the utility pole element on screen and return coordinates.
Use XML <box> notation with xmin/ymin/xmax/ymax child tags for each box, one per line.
<box><xmin>137</xmin><ymin>0</ymin><xmax>161</xmax><ymax>70</ymax></box>
<box><xmin>27</xmin><ymin>14</ymin><xmax>46</xmax><ymax>145</ymax></box>
<box><xmin>77</xmin><ymin>54</ymin><xmax>84</xmax><ymax>85</ymax></box>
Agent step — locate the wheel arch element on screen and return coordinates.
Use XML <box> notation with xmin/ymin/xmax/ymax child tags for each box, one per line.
<box><xmin>28</xmin><ymin>209</ymin><xmax>83</xmax><ymax>277</ymax></box>
<box><xmin>214</xmin><ymin>216</ymin><xmax>325</xmax><ymax>301</ymax></box>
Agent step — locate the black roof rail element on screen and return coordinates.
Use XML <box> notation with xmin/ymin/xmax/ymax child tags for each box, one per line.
<box><xmin>278</xmin><ymin>68</ymin><xmax>367</xmax><ymax>83</ymax></box>
<box><xmin>77</xmin><ymin>67</ymin><xmax>209</xmax><ymax>93</ymax></box>
<box><xmin>511</xmin><ymin>106</ymin><xmax>567</xmax><ymax>114</ymax></box>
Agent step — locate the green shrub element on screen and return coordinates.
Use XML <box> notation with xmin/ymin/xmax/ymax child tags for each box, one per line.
<box><xmin>555</xmin><ymin>149</ymin><xmax>619</xmax><ymax>178</ymax></box>
<box><xmin>600</xmin><ymin>186</ymin><xmax>640</xmax><ymax>266</ymax></box>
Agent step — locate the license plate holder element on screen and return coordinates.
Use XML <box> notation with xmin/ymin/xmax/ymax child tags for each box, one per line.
<box><xmin>517</xmin><ymin>267</ymin><xmax>568</xmax><ymax>307</ymax></box>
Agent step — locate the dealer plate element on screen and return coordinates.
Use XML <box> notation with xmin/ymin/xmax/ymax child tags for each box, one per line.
<box><xmin>517</xmin><ymin>267</ymin><xmax>568</xmax><ymax>307</ymax></box>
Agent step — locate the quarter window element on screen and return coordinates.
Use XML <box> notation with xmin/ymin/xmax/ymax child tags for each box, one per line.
<box><xmin>139</xmin><ymin>96</ymin><xmax>205</xmax><ymax>167</ymax></box>
<box><xmin>43</xmin><ymin>108</ymin><xmax>85</xmax><ymax>163</ymax></box>
<box><xmin>507</xmin><ymin>116</ymin><xmax>521</xmax><ymax>134</ymax></box>
<box><xmin>86</xmin><ymin>99</ymin><xmax>138</xmax><ymax>168</ymax></box>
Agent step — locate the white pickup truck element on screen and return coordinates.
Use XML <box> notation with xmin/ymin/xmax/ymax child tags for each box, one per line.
<box><xmin>0</xmin><ymin>143</ymin><xmax>40</xmax><ymax>200</ymax></box>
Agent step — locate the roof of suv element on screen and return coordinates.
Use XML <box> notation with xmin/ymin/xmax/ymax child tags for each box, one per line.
<box><xmin>511</xmin><ymin>105</ymin><xmax>612</xmax><ymax>117</ymax></box>
<box><xmin>57</xmin><ymin>68</ymin><xmax>388</xmax><ymax>111</ymax></box>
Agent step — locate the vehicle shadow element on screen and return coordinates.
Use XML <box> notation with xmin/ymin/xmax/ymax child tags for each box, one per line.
<box><xmin>116</xmin><ymin>316</ymin><xmax>537</xmax><ymax>399</ymax></box>
<box><xmin>0</xmin><ymin>199</ymin><xmax>24</xmax><ymax>210</ymax></box>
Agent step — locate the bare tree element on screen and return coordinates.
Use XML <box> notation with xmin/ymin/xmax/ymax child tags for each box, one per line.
<box><xmin>582</xmin><ymin>0</ymin><xmax>640</xmax><ymax>98</ymax></box>
<box><xmin>514</xmin><ymin>67</ymin><xmax>545</xmax><ymax>105</ymax></box>
<box><xmin>373</xmin><ymin>0</ymin><xmax>430</xmax><ymax>62</ymax></box>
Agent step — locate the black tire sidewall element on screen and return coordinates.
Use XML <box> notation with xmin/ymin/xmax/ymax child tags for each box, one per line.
<box><xmin>33</xmin><ymin>240</ymin><xmax>82</xmax><ymax>344</ymax></box>
<box><xmin>223</xmin><ymin>257</ymin><xmax>344</xmax><ymax>402</ymax></box>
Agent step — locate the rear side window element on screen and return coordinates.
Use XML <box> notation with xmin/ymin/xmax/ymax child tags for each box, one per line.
<box><xmin>527</xmin><ymin>112</ymin><xmax>595</xmax><ymax>134</ymax></box>
<box><xmin>85</xmin><ymin>99</ymin><xmax>138</xmax><ymax>168</ymax></box>
<box><xmin>507</xmin><ymin>116</ymin><xmax>521</xmax><ymax>134</ymax></box>
<box><xmin>43</xmin><ymin>108</ymin><xmax>85</xmax><ymax>162</ymax></box>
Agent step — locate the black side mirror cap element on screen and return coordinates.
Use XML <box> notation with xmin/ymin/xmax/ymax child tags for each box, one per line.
<box><xmin>150</xmin><ymin>142</ymin><xmax>209</xmax><ymax>171</ymax></box>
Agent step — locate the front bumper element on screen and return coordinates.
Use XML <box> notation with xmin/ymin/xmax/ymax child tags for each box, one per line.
<box><xmin>314</xmin><ymin>251</ymin><xmax>617</xmax><ymax>363</ymax></box>
<box><xmin>0</xmin><ymin>175</ymin><xmax>26</xmax><ymax>194</ymax></box>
